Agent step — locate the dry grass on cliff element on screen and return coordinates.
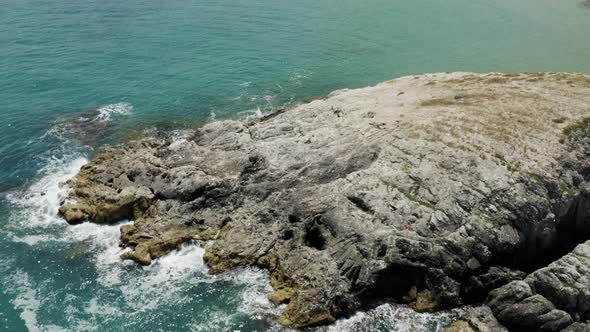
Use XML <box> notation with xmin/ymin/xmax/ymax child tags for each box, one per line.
<box><xmin>420</xmin><ymin>93</ymin><xmax>499</xmax><ymax>107</ymax></box>
<box><xmin>441</xmin><ymin>72</ymin><xmax>590</xmax><ymax>87</ymax></box>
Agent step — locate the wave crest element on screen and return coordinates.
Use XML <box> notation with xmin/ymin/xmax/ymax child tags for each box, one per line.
<box><xmin>95</xmin><ymin>102</ymin><xmax>133</xmax><ymax>122</ymax></box>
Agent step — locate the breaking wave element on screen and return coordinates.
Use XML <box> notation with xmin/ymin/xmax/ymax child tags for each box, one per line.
<box><xmin>43</xmin><ymin>103</ymin><xmax>132</xmax><ymax>146</ymax></box>
<box><xmin>95</xmin><ymin>103</ymin><xmax>133</xmax><ymax>122</ymax></box>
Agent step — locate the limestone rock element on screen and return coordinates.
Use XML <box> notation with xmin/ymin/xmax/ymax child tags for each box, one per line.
<box><xmin>488</xmin><ymin>241</ymin><xmax>590</xmax><ymax>331</ymax></box>
<box><xmin>443</xmin><ymin>306</ymin><xmax>508</xmax><ymax>332</ymax></box>
<box><xmin>59</xmin><ymin>72</ymin><xmax>590</xmax><ymax>327</ymax></box>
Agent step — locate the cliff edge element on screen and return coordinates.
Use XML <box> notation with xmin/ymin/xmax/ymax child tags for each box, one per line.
<box><xmin>59</xmin><ymin>72</ymin><xmax>590</xmax><ymax>330</ymax></box>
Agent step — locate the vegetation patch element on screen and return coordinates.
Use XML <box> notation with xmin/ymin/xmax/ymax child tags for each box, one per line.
<box><xmin>562</xmin><ymin>117</ymin><xmax>590</xmax><ymax>137</ymax></box>
<box><xmin>526</xmin><ymin>172</ymin><xmax>544</xmax><ymax>185</ymax></box>
<box><xmin>484</xmin><ymin>77</ymin><xmax>509</xmax><ymax>84</ymax></box>
<box><xmin>420</xmin><ymin>93</ymin><xmax>497</xmax><ymax>107</ymax></box>
<box><xmin>502</xmin><ymin>73</ymin><xmax>523</xmax><ymax>78</ymax></box>
<box><xmin>551</xmin><ymin>73</ymin><xmax>590</xmax><ymax>85</ymax></box>
<box><xmin>494</xmin><ymin>152</ymin><xmax>507</xmax><ymax>164</ymax></box>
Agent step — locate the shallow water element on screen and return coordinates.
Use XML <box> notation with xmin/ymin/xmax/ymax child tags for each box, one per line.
<box><xmin>1</xmin><ymin>0</ymin><xmax>590</xmax><ymax>330</ymax></box>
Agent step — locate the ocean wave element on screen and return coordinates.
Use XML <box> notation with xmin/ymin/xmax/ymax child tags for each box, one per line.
<box><xmin>323</xmin><ymin>303</ymin><xmax>464</xmax><ymax>332</ymax></box>
<box><xmin>116</xmin><ymin>244</ymin><xmax>207</xmax><ymax>311</ymax></box>
<box><xmin>43</xmin><ymin>103</ymin><xmax>132</xmax><ymax>146</ymax></box>
<box><xmin>5</xmin><ymin>155</ymin><xmax>134</xmax><ymax>286</ymax></box>
<box><xmin>95</xmin><ymin>102</ymin><xmax>133</xmax><ymax>122</ymax></box>
<box><xmin>288</xmin><ymin>69</ymin><xmax>312</xmax><ymax>85</ymax></box>
<box><xmin>6</xmin><ymin>156</ymin><xmax>88</xmax><ymax>229</ymax></box>
<box><xmin>10</xmin><ymin>271</ymin><xmax>42</xmax><ymax>332</ymax></box>
<box><xmin>4</xmin><ymin>270</ymin><xmax>68</xmax><ymax>332</ymax></box>
<box><xmin>237</xmin><ymin>107</ymin><xmax>266</xmax><ymax>120</ymax></box>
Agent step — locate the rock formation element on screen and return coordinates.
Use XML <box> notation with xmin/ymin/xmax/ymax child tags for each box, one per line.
<box><xmin>487</xmin><ymin>240</ymin><xmax>590</xmax><ymax>331</ymax></box>
<box><xmin>59</xmin><ymin>72</ymin><xmax>590</xmax><ymax>329</ymax></box>
<box><xmin>443</xmin><ymin>306</ymin><xmax>508</xmax><ymax>332</ymax></box>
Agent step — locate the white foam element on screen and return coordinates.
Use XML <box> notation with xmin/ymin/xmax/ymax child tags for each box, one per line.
<box><xmin>168</xmin><ymin>138</ymin><xmax>188</xmax><ymax>151</ymax></box>
<box><xmin>84</xmin><ymin>298</ymin><xmax>122</xmax><ymax>317</ymax></box>
<box><xmin>323</xmin><ymin>303</ymin><xmax>464</xmax><ymax>332</ymax></box>
<box><xmin>11</xmin><ymin>234</ymin><xmax>61</xmax><ymax>246</ymax></box>
<box><xmin>9</xmin><ymin>219</ymin><xmax>131</xmax><ymax>287</ymax></box>
<box><xmin>42</xmin><ymin>102</ymin><xmax>131</xmax><ymax>142</ymax></box>
<box><xmin>68</xmin><ymin>221</ymin><xmax>133</xmax><ymax>287</ymax></box>
<box><xmin>3</xmin><ymin>157</ymin><xmax>90</xmax><ymax>331</ymax></box>
<box><xmin>166</xmin><ymin>129</ymin><xmax>193</xmax><ymax>143</ymax></box>
<box><xmin>4</xmin><ymin>155</ymin><xmax>218</xmax><ymax>313</ymax></box>
<box><xmin>151</xmin><ymin>244</ymin><xmax>207</xmax><ymax>274</ymax></box>
<box><xmin>117</xmin><ymin>244</ymin><xmax>207</xmax><ymax>311</ymax></box>
<box><xmin>63</xmin><ymin>304</ymin><xmax>96</xmax><ymax>332</ymax></box>
<box><xmin>13</xmin><ymin>280</ymin><xmax>41</xmax><ymax>331</ymax></box>
<box><xmin>106</xmin><ymin>241</ymin><xmax>280</xmax><ymax>325</ymax></box>
<box><xmin>227</xmin><ymin>268</ymin><xmax>281</xmax><ymax>317</ymax></box>
<box><xmin>4</xmin><ymin>154</ymin><xmax>137</xmax><ymax>292</ymax></box>
<box><xmin>237</xmin><ymin>107</ymin><xmax>265</xmax><ymax>120</ymax></box>
<box><xmin>7</xmin><ymin>156</ymin><xmax>87</xmax><ymax>229</ymax></box>
<box><xmin>6</xmin><ymin>271</ymin><xmax>69</xmax><ymax>332</ymax></box>
<box><xmin>95</xmin><ymin>102</ymin><xmax>132</xmax><ymax>122</ymax></box>
<box><xmin>288</xmin><ymin>69</ymin><xmax>312</xmax><ymax>85</ymax></box>
<box><xmin>189</xmin><ymin>311</ymin><xmax>234</xmax><ymax>332</ymax></box>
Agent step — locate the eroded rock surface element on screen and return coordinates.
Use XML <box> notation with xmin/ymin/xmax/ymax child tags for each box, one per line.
<box><xmin>488</xmin><ymin>240</ymin><xmax>590</xmax><ymax>331</ymax></box>
<box><xmin>443</xmin><ymin>306</ymin><xmax>508</xmax><ymax>332</ymax></box>
<box><xmin>59</xmin><ymin>72</ymin><xmax>590</xmax><ymax>328</ymax></box>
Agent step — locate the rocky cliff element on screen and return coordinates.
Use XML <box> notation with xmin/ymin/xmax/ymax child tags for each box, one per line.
<box><xmin>58</xmin><ymin>72</ymin><xmax>590</xmax><ymax>330</ymax></box>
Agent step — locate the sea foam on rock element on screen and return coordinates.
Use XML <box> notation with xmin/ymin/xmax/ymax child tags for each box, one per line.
<box><xmin>58</xmin><ymin>72</ymin><xmax>590</xmax><ymax>329</ymax></box>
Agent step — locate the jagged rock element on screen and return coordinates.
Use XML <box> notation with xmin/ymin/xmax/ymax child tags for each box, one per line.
<box><xmin>463</xmin><ymin>266</ymin><xmax>527</xmax><ymax>302</ymax></box>
<box><xmin>444</xmin><ymin>321</ymin><xmax>474</xmax><ymax>332</ymax></box>
<box><xmin>59</xmin><ymin>72</ymin><xmax>590</xmax><ymax>327</ymax></box>
<box><xmin>488</xmin><ymin>241</ymin><xmax>590</xmax><ymax>331</ymax></box>
<box><xmin>562</xmin><ymin>322</ymin><xmax>590</xmax><ymax>332</ymax></box>
<box><xmin>528</xmin><ymin>241</ymin><xmax>590</xmax><ymax>321</ymax></box>
<box><xmin>443</xmin><ymin>306</ymin><xmax>508</xmax><ymax>332</ymax></box>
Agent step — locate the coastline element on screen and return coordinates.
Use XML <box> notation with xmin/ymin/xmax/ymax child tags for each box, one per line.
<box><xmin>58</xmin><ymin>72</ymin><xmax>590</xmax><ymax>330</ymax></box>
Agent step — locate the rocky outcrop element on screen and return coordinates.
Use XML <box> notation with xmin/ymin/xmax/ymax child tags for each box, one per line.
<box><xmin>59</xmin><ymin>72</ymin><xmax>590</xmax><ymax>328</ymax></box>
<box><xmin>487</xmin><ymin>240</ymin><xmax>590</xmax><ymax>331</ymax></box>
<box><xmin>443</xmin><ymin>306</ymin><xmax>508</xmax><ymax>332</ymax></box>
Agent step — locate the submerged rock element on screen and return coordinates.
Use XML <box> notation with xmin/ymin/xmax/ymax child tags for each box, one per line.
<box><xmin>50</xmin><ymin>107</ymin><xmax>124</xmax><ymax>147</ymax></box>
<box><xmin>59</xmin><ymin>72</ymin><xmax>590</xmax><ymax>328</ymax></box>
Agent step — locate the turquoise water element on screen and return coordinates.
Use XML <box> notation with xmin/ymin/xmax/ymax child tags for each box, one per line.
<box><xmin>1</xmin><ymin>0</ymin><xmax>590</xmax><ymax>330</ymax></box>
